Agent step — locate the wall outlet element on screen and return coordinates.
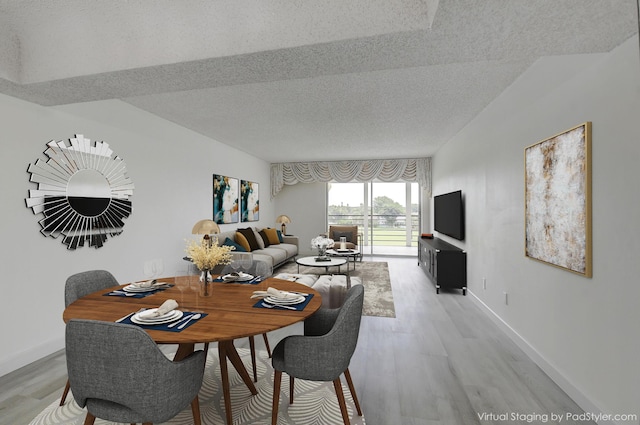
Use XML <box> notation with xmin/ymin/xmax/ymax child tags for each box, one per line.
<box><xmin>482</xmin><ymin>278</ymin><xmax>486</xmax><ymax>290</ymax></box>
<box><xmin>503</xmin><ymin>291</ymin><xmax>508</xmax><ymax>305</ymax></box>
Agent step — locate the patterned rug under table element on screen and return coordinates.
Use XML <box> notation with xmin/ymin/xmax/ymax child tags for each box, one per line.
<box><xmin>29</xmin><ymin>347</ymin><xmax>366</xmax><ymax>425</ymax></box>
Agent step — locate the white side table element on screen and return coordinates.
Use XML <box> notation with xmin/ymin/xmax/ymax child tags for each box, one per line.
<box><xmin>326</xmin><ymin>249</ymin><xmax>361</xmax><ymax>271</ymax></box>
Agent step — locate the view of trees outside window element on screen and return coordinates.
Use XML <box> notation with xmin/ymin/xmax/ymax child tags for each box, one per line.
<box><xmin>327</xmin><ymin>182</ymin><xmax>419</xmax><ymax>255</ymax></box>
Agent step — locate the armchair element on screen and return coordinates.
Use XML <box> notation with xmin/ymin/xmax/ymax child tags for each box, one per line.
<box><xmin>327</xmin><ymin>225</ymin><xmax>363</xmax><ymax>261</ymax></box>
<box><xmin>271</xmin><ymin>285</ymin><xmax>364</xmax><ymax>425</ymax></box>
<box><xmin>66</xmin><ymin>319</ymin><xmax>206</xmax><ymax>425</ymax></box>
<box><xmin>60</xmin><ymin>270</ymin><xmax>119</xmax><ymax>406</ymax></box>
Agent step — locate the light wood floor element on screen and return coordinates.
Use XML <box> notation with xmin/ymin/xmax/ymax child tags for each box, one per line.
<box><xmin>0</xmin><ymin>256</ymin><xmax>592</xmax><ymax>425</ymax></box>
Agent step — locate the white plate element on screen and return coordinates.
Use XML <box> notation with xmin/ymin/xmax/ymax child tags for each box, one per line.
<box><xmin>222</xmin><ymin>273</ymin><xmax>254</xmax><ymax>282</ymax></box>
<box><xmin>122</xmin><ymin>284</ymin><xmax>159</xmax><ymax>293</ymax></box>
<box><xmin>264</xmin><ymin>295</ymin><xmax>305</xmax><ymax>305</ymax></box>
<box><xmin>131</xmin><ymin>309</ymin><xmax>183</xmax><ymax>324</ymax></box>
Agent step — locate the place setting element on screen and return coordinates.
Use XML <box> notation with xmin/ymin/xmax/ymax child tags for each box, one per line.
<box><xmin>115</xmin><ymin>299</ymin><xmax>206</xmax><ymax>331</ymax></box>
<box><xmin>214</xmin><ymin>271</ymin><xmax>260</xmax><ymax>283</ymax></box>
<box><xmin>104</xmin><ymin>279</ymin><xmax>174</xmax><ymax>298</ymax></box>
<box><xmin>251</xmin><ymin>287</ymin><xmax>314</xmax><ymax>311</ymax></box>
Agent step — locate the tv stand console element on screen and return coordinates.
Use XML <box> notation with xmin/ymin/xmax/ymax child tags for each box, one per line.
<box><xmin>418</xmin><ymin>237</ymin><xmax>467</xmax><ymax>295</ymax></box>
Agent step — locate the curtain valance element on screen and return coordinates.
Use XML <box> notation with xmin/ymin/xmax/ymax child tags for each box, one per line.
<box><xmin>271</xmin><ymin>157</ymin><xmax>431</xmax><ymax>198</ymax></box>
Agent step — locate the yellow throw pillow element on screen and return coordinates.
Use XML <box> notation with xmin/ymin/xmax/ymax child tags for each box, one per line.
<box><xmin>235</xmin><ymin>232</ymin><xmax>252</xmax><ymax>252</ymax></box>
<box><xmin>264</xmin><ymin>228</ymin><xmax>281</xmax><ymax>245</ymax></box>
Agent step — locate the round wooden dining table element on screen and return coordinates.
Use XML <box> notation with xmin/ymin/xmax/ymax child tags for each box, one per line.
<box><xmin>62</xmin><ymin>275</ymin><xmax>321</xmax><ymax>425</ymax></box>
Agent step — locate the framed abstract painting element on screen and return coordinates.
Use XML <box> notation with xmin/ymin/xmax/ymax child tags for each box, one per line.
<box><xmin>241</xmin><ymin>180</ymin><xmax>259</xmax><ymax>222</ymax></box>
<box><xmin>524</xmin><ymin>122</ymin><xmax>592</xmax><ymax>277</ymax></box>
<box><xmin>213</xmin><ymin>174</ymin><xmax>239</xmax><ymax>224</ymax></box>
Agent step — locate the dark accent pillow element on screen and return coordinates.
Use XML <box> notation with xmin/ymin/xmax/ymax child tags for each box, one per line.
<box><xmin>258</xmin><ymin>229</ymin><xmax>271</xmax><ymax>248</ymax></box>
<box><xmin>237</xmin><ymin>227</ymin><xmax>260</xmax><ymax>251</ymax></box>
<box><xmin>222</xmin><ymin>237</ymin><xmax>246</xmax><ymax>252</ymax></box>
<box><xmin>276</xmin><ymin>230</ymin><xmax>284</xmax><ymax>243</ymax></box>
<box><xmin>333</xmin><ymin>231</ymin><xmax>353</xmax><ymax>243</ymax></box>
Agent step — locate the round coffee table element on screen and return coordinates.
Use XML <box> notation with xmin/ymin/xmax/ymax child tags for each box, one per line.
<box><xmin>296</xmin><ymin>256</ymin><xmax>347</xmax><ymax>273</ymax></box>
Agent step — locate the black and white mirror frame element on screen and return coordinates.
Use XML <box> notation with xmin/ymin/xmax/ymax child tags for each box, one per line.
<box><xmin>25</xmin><ymin>134</ymin><xmax>134</xmax><ymax>249</ymax></box>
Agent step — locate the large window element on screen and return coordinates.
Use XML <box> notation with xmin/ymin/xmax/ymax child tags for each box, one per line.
<box><xmin>327</xmin><ymin>182</ymin><xmax>419</xmax><ymax>255</ymax></box>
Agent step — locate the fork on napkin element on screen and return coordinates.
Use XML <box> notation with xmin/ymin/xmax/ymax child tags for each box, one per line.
<box><xmin>251</xmin><ymin>287</ymin><xmax>305</xmax><ymax>299</ymax></box>
<box><xmin>138</xmin><ymin>299</ymin><xmax>179</xmax><ymax>319</ymax></box>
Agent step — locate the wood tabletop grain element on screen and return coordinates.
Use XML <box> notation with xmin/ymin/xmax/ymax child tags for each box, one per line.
<box><xmin>62</xmin><ymin>276</ymin><xmax>321</xmax><ymax>345</ymax></box>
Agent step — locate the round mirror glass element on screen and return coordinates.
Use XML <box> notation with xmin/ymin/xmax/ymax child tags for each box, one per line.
<box><xmin>26</xmin><ymin>135</ymin><xmax>135</xmax><ymax>249</ymax></box>
<box><xmin>67</xmin><ymin>169</ymin><xmax>111</xmax><ymax>216</ymax></box>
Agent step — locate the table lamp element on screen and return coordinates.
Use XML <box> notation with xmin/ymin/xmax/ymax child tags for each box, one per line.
<box><xmin>192</xmin><ymin>219</ymin><xmax>220</xmax><ymax>247</ymax></box>
<box><xmin>275</xmin><ymin>215</ymin><xmax>291</xmax><ymax>235</ymax></box>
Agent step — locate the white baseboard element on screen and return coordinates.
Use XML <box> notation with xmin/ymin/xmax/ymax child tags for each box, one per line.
<box><xmin>0</xmin><ymin>336</ymin><xmax>64</xmax><ymax>378</ymax></box>
<box><xmin>467</xmin><ymin>290</ymin><xmax>619</xmax><ymax>425</ymax></box>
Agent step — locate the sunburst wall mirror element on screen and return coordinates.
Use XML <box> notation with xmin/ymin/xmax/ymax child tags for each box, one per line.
<box><xmin>25</xmin><ymin>134</ymin><xmax>134</xmax><ymax>249</ymax></box>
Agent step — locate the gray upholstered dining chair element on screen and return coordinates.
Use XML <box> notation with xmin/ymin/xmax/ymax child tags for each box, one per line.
<box><xmin>65</xmin><ymin>319</ymin><xmax>206</xmax><ymax>425</ymax></box>
<box><xmin>271</xmin><ymin>284</ymin><xmax>364</xmax><ymax>425</ymax></box>
<box><xmin>60</xmin><ymin>270</ymin><xmax>119</xmax><ymax>406</ymax></box>
<box><xmin>220</xmin><ymin>256</ymin><xmax>274</xmax><ymax>381</ymax></box>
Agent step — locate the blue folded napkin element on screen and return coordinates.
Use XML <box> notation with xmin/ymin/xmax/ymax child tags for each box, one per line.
<box><xmin>119</xmin><ymin>310</ymin><xmax>207</xmax><ymax>332</ymax></box>
<box><xmin>253</xmin><ymin>294</ymin><xmax>314</xmax><ymax>311</ymax></box>
<box><xmin>104</xmin><ymin>285</ymin><xmax>174</xmax><ymax>298</ymax></box>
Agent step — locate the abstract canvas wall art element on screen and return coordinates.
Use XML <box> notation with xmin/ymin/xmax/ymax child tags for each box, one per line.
<box><xmin>213</xmin><ymin>174</ymin><xmax>238</xmax><ymax>224</ymax></box>
<box><xmin>241</xmin><ymin>180</ymin><xmax>259</xmax><ymax>222</ymax></box>
<box><xmin>525</xmin><ymin>122</ymin><xmax>592</xmax><ymax>277</ymax></box>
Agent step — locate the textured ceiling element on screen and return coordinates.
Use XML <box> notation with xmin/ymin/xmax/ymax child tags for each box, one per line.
<box><xmin>0</xmin><ymin>0</ymin><xmax>637</xmax><ymax>162</ymax></box>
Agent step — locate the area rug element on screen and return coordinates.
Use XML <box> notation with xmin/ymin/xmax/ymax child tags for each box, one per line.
<box><xmin>276</xmin><ymin>261</ymin><xmax>395</xmax><ymax>318</ymax></box>
<box><xmin>29</xmin><ymin>348</ymin><xmax>365</xmax><ymax>425</ymax></box>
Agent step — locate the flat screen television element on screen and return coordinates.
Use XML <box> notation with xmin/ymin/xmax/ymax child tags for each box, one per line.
<box><xmin>434</xmin><ymin>190</ymin><xmax>464</xmax><ymax>240</ymax></box>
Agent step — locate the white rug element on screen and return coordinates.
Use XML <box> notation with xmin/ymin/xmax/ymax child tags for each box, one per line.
<box><xmin>29</xmin><ymin>348</ymin><xmax>365</xmax><ymax>425</ymax></box>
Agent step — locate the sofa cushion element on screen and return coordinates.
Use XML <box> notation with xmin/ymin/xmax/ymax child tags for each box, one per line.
<box><xmin>273</xmin><ymin>273</ymin><xmax>319</xmax><ymax>287</ymax></box>
<box><xmin>313</xmin><ymin>275</ymin><xmax>362</xmax><ymax>308</ymax></box>
<box><xmin>234</xmin><ymin>232</ymin><xmax>252</xmax><ymax>252</ymax></box>
<box><xmin>250</xmin><ymin>253</ymin><xmax>274</xmax><ymax>269</ymax></box>
<box><xmin>255</xmin><ymin>247</ymin><xmax>288</xmax><ymax>265</ymax></box>
<box><xmin>237</xmin><ymin>227</ymin><xmax>260</xmax><ymax>251</ymax></box>
<box><xmin>222</xmin><ymin>237</ymin><xmax>246</xmax><ymax>252</ymax></box>
<box><xmin>263</xmin><ymin>228</ymin><xmax>281</xmax><ymax>245</ymax></box>
<box><xmin>270</xmin><ymin>243</ymin><xmax>297</xmax><ymax>258</ymax></box>
<box><xmin>258</xmin><ymin>229</ymin><xmax>271</xmax><ymax>248</ymax></box>
<box><xmin>276</xmin><ymin>230</ymin><xmax>284</xmax><ymax>243</ymax></box>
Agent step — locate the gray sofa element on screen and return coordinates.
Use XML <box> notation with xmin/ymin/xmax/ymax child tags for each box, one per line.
<box><xmin>215</xmin><ymin>227</ymin><xmax>298</xmax><ymax>271</ymax></box>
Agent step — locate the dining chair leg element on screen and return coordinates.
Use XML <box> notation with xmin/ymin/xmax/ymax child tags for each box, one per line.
<box><xmin>248</xmin><ymin>336</ymin><xmax>258</xmax><ymax>382</ymax></box>
<box><xmin>83</xmin><ymin>413</ymin><xmax>96</xmax><ymax>425</ymax></box>
<box><xmin>191</xmin><ymin>396</ymin><xmax>202</xmax><ymax>425</ymax></box>
<box><xmin>59</xmin><ymin>379</ymin><xmax>71</xmax><ymax>405</ymax></box>
<box><xmin>333</xmin><ymin>378</ymin><xmax>351</xmax><ymax>425</ymax></box>
<box><xmin>343</xmin><ymin>368</ymin><xmax>362</xmax><ymax>416</ymax></box>
<box><xmin>289</xmin><ymin>375</ymin><xmax>295</xmax><ymax>404</ymax></box>
<box><xmin>262</xmin><ymin>333</ymin><xmax>272</xmax><ymax>357</ymax></box>
<box><xmin>272</xmin><ymin>370</ymin><xmax>282</xmax><ymax>425</ymax></box>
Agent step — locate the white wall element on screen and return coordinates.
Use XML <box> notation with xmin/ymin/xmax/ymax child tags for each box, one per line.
<box><xmin>432</xmin><ymin>36</ymin><xmax>640</xmax><ymax>422</ymax></box>
<box><xmin>272</xmin><ymin>182</ymin><xmax>327</xmax><ymax>257</ymax></box>
<box><xmin>0</xmin><ymin>97</ymin><xmax>273</xmax><ymax>376</ymax></box>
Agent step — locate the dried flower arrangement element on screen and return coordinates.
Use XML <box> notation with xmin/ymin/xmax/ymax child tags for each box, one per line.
<box><xmin>185</xmin><ymin>236</ymin><xmax>234</xmax><ymax>271</ymax></box>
